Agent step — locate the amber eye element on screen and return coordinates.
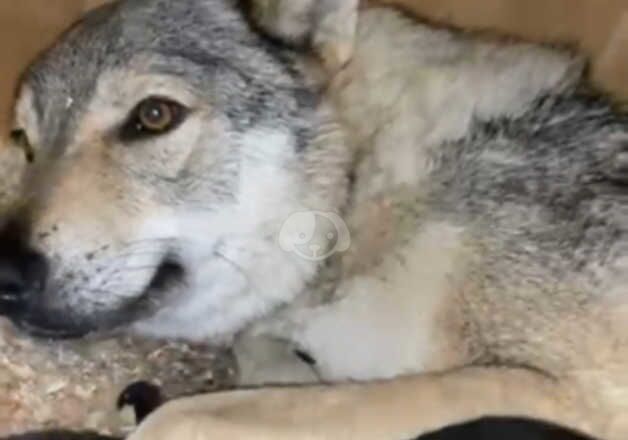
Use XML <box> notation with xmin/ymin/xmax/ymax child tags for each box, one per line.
<box><xmin>120</xmin><ymin>96</ymin><xmax>187</xmax><ymax>142</ymax></box>
<box><xmin>138</xmin><ymin>99</ymin><xmax>176</xmax><ymax>131</ymax></box>
<box><xmin>10</xmin><ymin>129</ymin><xmax>35</xmax><ymax>163</ymax></box>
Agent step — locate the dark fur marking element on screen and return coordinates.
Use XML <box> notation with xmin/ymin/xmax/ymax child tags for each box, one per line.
<box><xmin>294</xmin><ymin>349</ymin><xmax>317</xmax><ymax>365</ymax></box>
<box><xmin>411</xmin><ymin>417</ymin><xmax>596</xmax><ymax>440</ymax></box>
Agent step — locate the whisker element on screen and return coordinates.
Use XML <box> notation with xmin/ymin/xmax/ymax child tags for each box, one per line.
<box><xmin>104</xmin><ymin>264</ymin><xmax>166</xmax><ymax>277</ymax></box>
<box><xmin>213</xmin><ymin>249</ymin><xmax>251</xmax><ymax>285</ymax></box>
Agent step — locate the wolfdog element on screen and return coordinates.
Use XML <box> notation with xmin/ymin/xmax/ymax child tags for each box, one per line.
<box><xmin>4</xmin><ymin>0</ymin><xmax>628</xmax><ymax>438</ymax></box>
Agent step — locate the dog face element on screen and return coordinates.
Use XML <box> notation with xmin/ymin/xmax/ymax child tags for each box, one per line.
<box><xmin>1</xmin><ymin>0</ymin><xmax>352</xmax><ymax>340</ymax></box>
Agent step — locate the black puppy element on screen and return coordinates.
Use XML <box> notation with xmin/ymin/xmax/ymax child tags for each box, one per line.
<box><xmin>4</xmin><ymin>382</ymin><xmax>598</xmax><ymax>440</ymax></box>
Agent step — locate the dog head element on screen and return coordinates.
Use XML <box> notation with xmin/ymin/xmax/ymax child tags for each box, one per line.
<box><xmin>0</xmin><ymin>0</ymin><xmax>355</xmax><ymax>340</ymax></box>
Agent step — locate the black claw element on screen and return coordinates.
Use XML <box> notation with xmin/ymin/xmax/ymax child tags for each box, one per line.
<box><xmin>117</xmin><ymin>381</ymin><xmax>164</xmax><ymax>424</ymax></box>
<box><xmin>294</xmin><ymin>349</ymin><xmax>317</xmax><ymax>366</ymax></box>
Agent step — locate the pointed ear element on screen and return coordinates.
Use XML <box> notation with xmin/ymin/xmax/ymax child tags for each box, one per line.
<box><xmin>245</xmin><ymin>0</ymin><xmax>358</xmax><ymax>72</ymax></box>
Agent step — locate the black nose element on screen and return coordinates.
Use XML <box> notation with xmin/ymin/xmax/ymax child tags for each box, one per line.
<box><xmin>0</xmin><ymin>221</ymin><xmax>49</xmax><ymax>313</ymax></box>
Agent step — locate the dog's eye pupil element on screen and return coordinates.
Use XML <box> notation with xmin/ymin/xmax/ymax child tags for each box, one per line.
<box><xmin>120</xmin><ymin>96</ymin><xmax>187</xmax><ymax>142</ymax></box>
<box><xmin>138</xmin><ymin>99</ymin><xmax>176</xmax><ymax>132</ymax></box>
<box><xmin>139</xmin><ymin>101</ymin><xmax>171</xmax><ymax>131</ymax></box>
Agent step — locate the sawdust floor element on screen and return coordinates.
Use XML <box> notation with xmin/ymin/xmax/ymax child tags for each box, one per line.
<box><xmin>0</xmin><ymin>318</ymin><xmax>237</xmax><ymax>437</ymax></box>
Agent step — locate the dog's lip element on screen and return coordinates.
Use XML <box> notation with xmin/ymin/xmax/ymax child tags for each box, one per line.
<box><xmin>137</xmin><ymin>258</ymin><xmax>185</xmax><ymax>304</ymax></box>
<box><xmin>7</xmin><ymin>259</ymin><xmax>186</xmax><ymax>340</ymax></box>
<box><xmin>0</xmin><ymin>296</ymin><xmax>93</xmax><ymax>339</ymax></box>
<box><xmin>120</xmin><ymin>258</ymin><xmax>186</xmax><ymax>323</ymax></box>
<box><xmin>14</xmin><ymin>318</ymin><xmax>93</xmax><ymax>340</ymax></box>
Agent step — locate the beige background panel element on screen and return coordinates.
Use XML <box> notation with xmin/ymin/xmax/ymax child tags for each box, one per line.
<box><xmin>0</xmin><ymin>1</ymin><xmax>86</xmax><ymax>136</ymax></box>
<box><xmin>380</xmin><ymin>0</ymin><xmax>628</xmax><ymax>98</ymax></box>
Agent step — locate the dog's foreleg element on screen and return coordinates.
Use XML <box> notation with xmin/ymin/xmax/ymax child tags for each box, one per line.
<box><xmin>232</xmin><ymin>332</ymin><xmax>320</xmax><ymax>386</ymax></box>
<box><xmin>127</xmin><ymin>367</ymin><xmax>606</xmax><ymax>440</ymax></box>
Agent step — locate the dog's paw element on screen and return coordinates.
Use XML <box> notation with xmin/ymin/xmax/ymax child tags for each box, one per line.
<box><xmin>232</xmin><ymin>333</ymin><xmax>319</xmax><ymax>386</ymax></box>
<box><xmin>126</xmin><ymin>391</ymin><xmax>272</xmax><ymax>440</ymax></box>
<box><xmin>126</xmin><ymin>386</ymin><xmax>351</xmax><ymax>440</ymax></box>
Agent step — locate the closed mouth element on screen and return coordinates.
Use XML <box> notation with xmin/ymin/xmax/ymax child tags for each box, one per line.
<box><xmin>0</xmin><ymin>293</ymin><xmax>92</xmax><ymax>339</ymax></box>
<box><xmin>121</xmin><ymin>258</ymin><xmax>187</xmax><ymax>320</ymax></box>
<box><xmin>145</xmin><ymin>259</ymin><xmax>185</xmax><ymax>293</ymax></box>
<box><xmin>6</xmin><ymin>259</ymin><xmax>186</xmax><ymax>340</ymax></box>
<box><xmin>14</xmin><ymin>318</ymin><xmax>92</xmax><ymax>340</ymax></box>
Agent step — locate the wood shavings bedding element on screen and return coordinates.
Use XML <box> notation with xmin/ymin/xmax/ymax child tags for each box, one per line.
<box><xmin>0</xmin><ymin>319</ymin><xmax>236</xmax><ymax>437</ymax></box>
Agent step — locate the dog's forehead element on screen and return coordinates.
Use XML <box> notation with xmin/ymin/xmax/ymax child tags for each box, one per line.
<box><xmin>27</xmin><ymin>0</ymin><xmax>251</xmax><ymax>81</ymax></box>
<box><xmin>21</xmin><ymin>0</ymin><xmax>282</xmax><ymax>146</ymax></box>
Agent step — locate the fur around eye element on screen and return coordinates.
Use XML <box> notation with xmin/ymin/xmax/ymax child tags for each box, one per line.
<box><xmin>119</xmin><ymin>96</ymin><xmax>188</xmax><ymax>142</ymax></box>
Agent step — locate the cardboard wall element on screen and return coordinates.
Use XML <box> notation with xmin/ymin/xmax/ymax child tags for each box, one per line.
<box><xmin>382</xmin><ymin>0</ymin><xmax>628</xmax><ymax>99</ymax></box>
<box><xmin>2</xmin><ymin>0</ymin><xmax>628</xmax><ymax>138</ymax></box>
<box><xmin>0</xmin><ymin>1</ymin><xmax>90</xmax><ymax>136</ymax></box>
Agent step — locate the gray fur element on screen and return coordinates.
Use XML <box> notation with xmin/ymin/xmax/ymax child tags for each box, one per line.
<box><xmin>27</xmin><ymin>0</ymin><xmax>317</xmax><ymax>155</ymax></box>
<box><xmin>435</xmin><ymin>91</ymin><xmax>628</xmax><ymax>286</ymax></box>
<box><xmin>426</xmin><ymin>91</ymin><xmax>628</xmax><ymax>367</ymax></box>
